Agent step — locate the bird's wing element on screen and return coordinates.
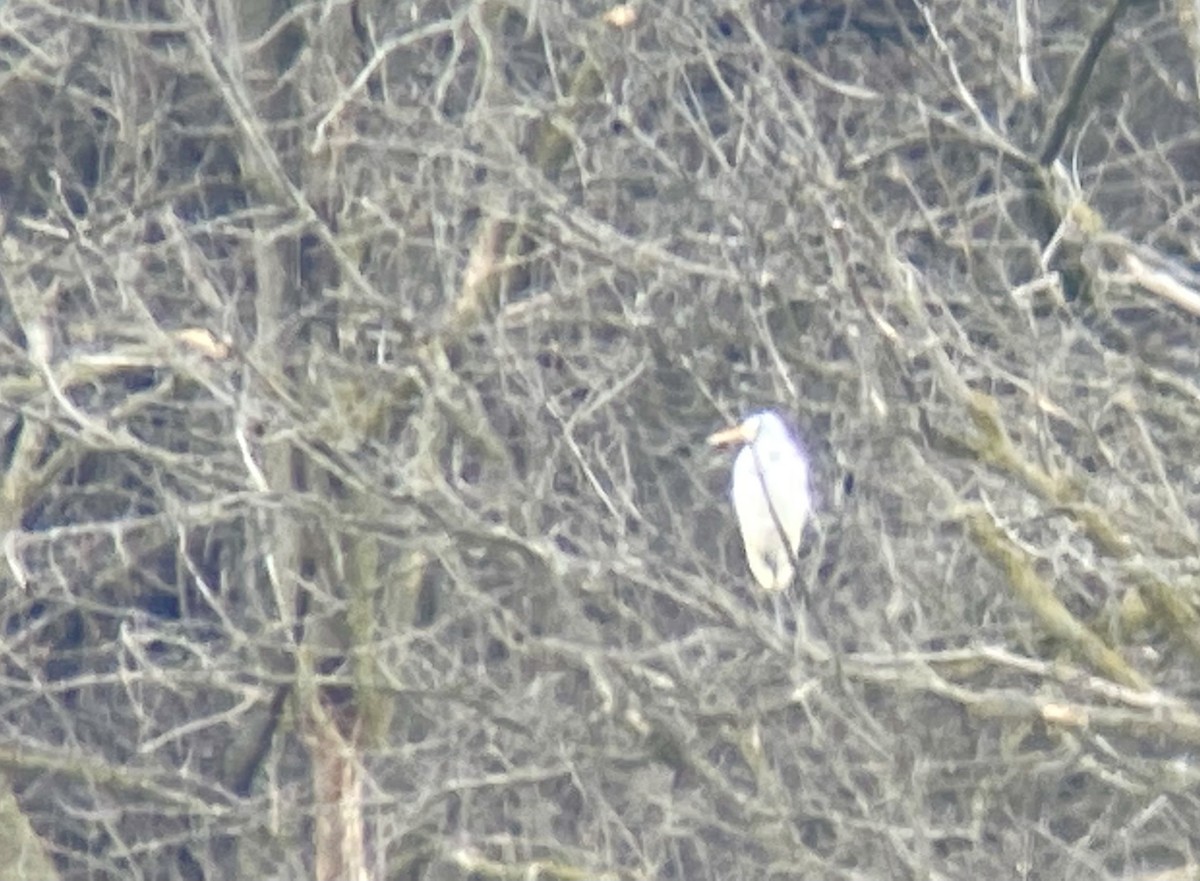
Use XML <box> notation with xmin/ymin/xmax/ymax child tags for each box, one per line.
<box><xmin>730</xmin><ymin>465</ymin><xmax>798</xmax><ymax>591</ymax></box>
<box><xmin>731</xmin><ymin>447</ymin><xmax>808</xmax><ymax>561</ymax></box>
<box><xmin>767</xmin><ymin>452</ymin><xmax>811</xmax><ymax>545</ymax></box>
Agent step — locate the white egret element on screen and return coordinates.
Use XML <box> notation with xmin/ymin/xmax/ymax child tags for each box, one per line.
<box><xmin>708</xmin><ymin>411</ymin><xmax>811</xmax><ymax>593</ymax></box>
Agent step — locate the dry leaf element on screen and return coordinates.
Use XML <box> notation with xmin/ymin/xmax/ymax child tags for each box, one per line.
<box><xmin>173</xmin><ymin>328</ymin><xmax>230</xmax><ymax>359</ymax></box>
<box><xmin>603</xmin><ymin>4</ymin><xmax>637</xmax><ymax>28</ymax></box>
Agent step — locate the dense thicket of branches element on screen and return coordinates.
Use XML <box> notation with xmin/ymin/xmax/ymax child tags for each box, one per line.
<box><xmin>3</xmin><ymin>0</ymin><xmax>1200</xmax><ymax>879</ymax></box>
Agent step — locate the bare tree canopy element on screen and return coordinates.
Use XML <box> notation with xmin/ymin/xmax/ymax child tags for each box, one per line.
<box><xmin>3</xmin><ymin>0</ymin><xmax>1200</xmax><ymax>879</ymax></box>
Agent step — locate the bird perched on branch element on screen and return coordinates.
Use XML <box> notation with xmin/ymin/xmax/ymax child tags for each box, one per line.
<box><xmin>708</xmin><ymin>411</ymin><xmax>811</xmax><ymax>593</ymax></box>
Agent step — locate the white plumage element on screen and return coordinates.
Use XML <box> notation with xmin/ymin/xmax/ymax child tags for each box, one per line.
<box><xmin>708</xmin><ymin>411</ymin><xmax>811</xmax><ymax>592</ymax></box>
